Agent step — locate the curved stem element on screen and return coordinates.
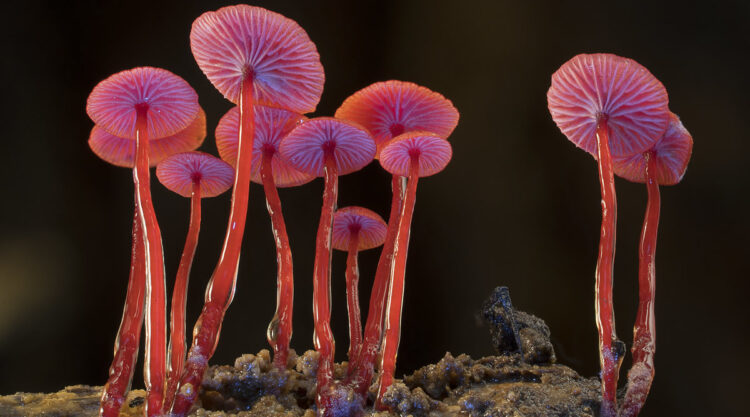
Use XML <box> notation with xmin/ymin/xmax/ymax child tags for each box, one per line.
<box><xmin>619</xmin><ymin>153</ymin><xmax>660</xmax><ymax>417</ymax></box>
<box><xmin>346</xmin><ymin>233</ymin><xmax>362</xmax><ymax>361</ymax></box>
<box><xmin>165</xmin><ymin>181</ymin><xmax>202</xmax><ymax>408</ymax></box>
<box><xmin>134</xmin><ymin>108</ymin><xmax>168</xmax><ymax>416</ymax></box>
<box><xmin>261</xmin><ymin>150</ymin><xmax>294</xmax><ymax>369</ymax></box>
<box><xmin>99</xmin><ymin>208</ymin><xmax>146</xmax><ymax>417</ymax></box>
<box><xmin>594</xmin><ymin>120</ymin><xmax>620</xmax><ymax>417</ymax></box>
<box><xmin>314</xmin><ymin>156</ymin><xmax>339</xmax><ymax>416</ymax></box>
<box><xmin>347</xmin><ymin>175</ymin><xmax>405</xmax><ymax>394</ymax></box>
<box><xmin>377</xmin><ymin>162</ymin><xmax>419</xmax><ymax>409</ymax></box>
<box><xmin>171</xmin><ymin>78</ymin><xmax>255</xmax><ymax>416</ymax></box>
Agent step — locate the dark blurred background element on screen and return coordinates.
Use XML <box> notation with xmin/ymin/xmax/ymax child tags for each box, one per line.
<box><xmin>1</xmin><ymin>0</ymin><xmax>748</xmax><ymax>415</ymax></box>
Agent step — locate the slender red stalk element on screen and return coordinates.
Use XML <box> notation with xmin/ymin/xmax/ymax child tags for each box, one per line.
<box><xmin>377</xmin><ymin>161</ymin><xmax>419</xmax><ymax>409</ymax></box>
<box><xmin>619</xmin><ymin>153</ymin><xmax>660</xmax><ymax>417</ymax></box>
<box><xmin>314</xmin><ymin>156</ymin><xmax>339</xmax><ymax>416</ymax></box>
<box><xmin>99</xmin><ymin>208</ymin><xmax>146</xmax><ymax>417</ymax></box>
<box><xmin>345</xmin><ymin>231</ymin><xmax>363</xmax><ymax>360</ymax></box>
<box><xmin>134</xmin><ymin>106</ymin><xmax>168</xmax><ymax>417</ymax></box>
<box><xmin>164</xmin><ymin>181</ymin><xmax>202</xmax><ymax>409</ymax></box>
<box><xmin>171</xmin><ymin>77</ymin><xmax>255</xmax><ymax>416</ymax></box>
<box><xmin>347</xmin><ymin>175</ymin><xmax>405</xmax><ymax>393</ymax></box>
<box><xmin>261</xmin><ymin>150</ymin><xmax>295</xmax><ymax>369</ymax></box>
<box><xmin>594</xmin><ymin>120</ymin><xmax>620</xmax><ymax>417</ymax></box>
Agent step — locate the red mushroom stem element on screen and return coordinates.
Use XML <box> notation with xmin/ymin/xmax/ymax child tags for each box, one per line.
<box><xmin>619</xmin><ymin>152</ymin><xmax>659</xmax><ymax>417</ymax></box>
<box><xmin>164</xmin><ymin>180</ymin><xmax>202</xmax><ymax>408</ymax></box>
<box><xmin>314</xmin><ymin>155</ymin><xmax>339</xmax><ymax>414</ymax></box>
<box><xmin>347</xmin><ymin>175</ymin><xmax>405</xmax><ymax>392</ymax></box>
<box><xmin>345</xmin><ymin>227</ymin><xmax>363</xmax><ymax>360</ymax></box>
<box><xmin>260</xmin><ymin>149</ymin><xmax>295</xmax><ymax>369</ymax></box>
<box><xmin>377</xmin><ymin>160</ymin><xmax>419</xmax><ymax>409</ymax></box>
<box><xmin>594</xmin><ymin>119</ymin><xmax>622</xmax><ymax>417</ymax></box>
<box><xmin>134</xmin><ymin>106</ymin><xmax>168</xmax><ymax>416</ymax></box>
<box><xmin>99</xmin><ymin>208</ymin><xmax>146</xmax><ymax>417</ymax></box>
<box><xmin>171</xmin><ymin>77</ymin><xmax>255</xmax><ymax>415</ymax></box>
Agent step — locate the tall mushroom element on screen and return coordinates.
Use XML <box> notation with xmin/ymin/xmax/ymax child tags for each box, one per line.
<box><xmin>376</xmin><ymin>132</ymin><xmax>453</xmax><ymax>408</ymax></box>
<box><xmin>215</xmin><ymin>104</ymin><xmax>314</xmax><ymax>368</ymax></box>
<box><xmin>334</xmin><ymin>81</ymin><xmax>459</xmax><ymax>396</ymax></box>
<box><xmin>279</xmin><ymin>117</ymin><xmax>375</xmax><ymax>415</ymax></box>
<box><xmin>172</xmin><ymin>5</ymin><xmax>323</xmax><ymax>414</ymax></box>
<box><xmin>155</xmin><ymin>151</ymin><xmax>234</xmax><ymax>407</ymax></box>
<box><xmin>331</xmin><ymin>206</ymin><xmax>388</xmax><ymax>362</ymax></box>
<box><xmin>87</xmin><ymin>67</ymin><xmax>200</xmax><ymax>416</ymax></box>
<box><xmin>547</xmin><ymin>53</ymin><xmax>670</xmax><ymax>416</ymax></box>
<box><xmin>613</xmin><ymin>113</ymin><xmax>692</xmax><ymax>417</ymax></box>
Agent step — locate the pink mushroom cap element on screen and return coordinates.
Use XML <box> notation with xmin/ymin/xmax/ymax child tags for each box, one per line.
<box><xmin>190</xmin><ymin>4</ymin><xmax>324</xmax><ymax>113</ymax></box>
<box><xmin>547</xmin><ymin>53</ymin><xmax>670</xmax><ymax>158</ymax></box>
<box><xmin>89</xmin><ymin>108</ymin><xmax>207</xmax><ymax>168</ymax></box>
<box><xmin>613</xmin><ymin>112</ymin><xmax>693</xmax><ymax>185</ymax></box>
<box><xmin>86</xmin><ymin>67</ymin><xmax>200</xmax><ymax>140</ymax></box>
<box><xmin>279</xmin><ymin>117</ymin><xmax>376</xmax><ymax>176</ymax></box>
<box><xmin>334</xmin><ymin>80</ymin><xmax>459</xmax><ymax>156</ymax></box>
<box><xmin>156</xmin><ymin>151</ymin><xmax>235</xmax><ymax>198</ymax></box>
<box><xmin>215</xmin><ymin>105</ymin><xmax>315</xmax><ymax>187</ymax></box>
<box><xmin>379</xmin><ymin>132</ymin><xmax>453</xmax><ymax>177</ymax></box>
<box><xmin>331</xmin><ymin>206</ymin><xmax>388</xmax><ymax>251</ymax></box>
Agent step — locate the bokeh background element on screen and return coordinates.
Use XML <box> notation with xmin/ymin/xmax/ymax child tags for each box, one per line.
<box><xmin>1</xmin><ymin>0</ymin><xmax>748</xmax><ymax>415</ymax></box>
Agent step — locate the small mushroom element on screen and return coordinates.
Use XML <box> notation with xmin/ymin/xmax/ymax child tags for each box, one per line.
<box><xmin>173</xmin><ymin>5</ymin><xmax>324</xmax><ymax>415</ymax></box>
<box><xmin>215</xmin><ymin>104</ymin><xmax>313</xmax><ymax>369</ymax></box>
<box><xmin>375</xmin><ymin>132</ymin><xmax>453</xmax><ymax>409</ymax></box>
<box><xmin>155</xmin><ymin>151</ymin><xmax>234</xmax><ymax>408</ymax></box>
<box><xmin>547</xmin><ymin>53</ymin><xmax>670</xmax><ymax>416</ymax></box>
<box><xmin>613</xmin><ymin>113</ymin><xmax>692</xmax><ymax>417</ymax></box>
<box><xmin>87</xmin><ymin>66</ymin><xmax>199</xmax><ymax>416</ymax></box>
<box><xmin>331</xmin><ymin>207</ymin><xmax>387</xmax><ymax>362</ymax></box>
<box><xmin>335</xmin><ymin>81</ymin><xmax>459</xmax><ymax>397</ymax></box>
<box><xmin>279</xmin><ymin>117</ymin><xmax>375</xmax><ymax>415</ymax></box>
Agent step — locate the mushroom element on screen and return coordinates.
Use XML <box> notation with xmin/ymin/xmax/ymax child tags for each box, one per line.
<box><xmin>279</xmin><ymin>117</ymin><xmax>375</xmax><ymax>415</ymax></box>
<box><xmin>155</xmin><ymin>151</ymin><xmax>234</xmax><ymax>407</ymax></box>
<box><xmin>215</xmin><ymin>104</ymin><xmax>314</xmax><ymax>368</ymax></box>
<box><xmin>172</xmin><ymin>5</ymin><xmax>324</xmax><ymax>414</ymax></box>
<box><xmin>375</xmin><ymin>132</ymin><xmax>453</xmax><ymax>408</ymax></box>
<box><xmin>613</xmin><ymin>113</ymin><xmax>692</xmax><ymax>417</ymax></box>
<box><xmin>547</xmin><ymin>53</ymin><xmax>670</xmax><ymax>416</ymax></box>
<box><xmin>87</xmin><ymin>66</ymin><xmax>200</xmax><ymax>416</ymax></box>
<box><xmin>331</xmin><ymin>206</ymin><xmax>388</xmax><ymax>362</ymax></box>
<box><xmin>334</xmin><ymin>81</ymin><xmax>458</xmax><ymax>396</ymax></box>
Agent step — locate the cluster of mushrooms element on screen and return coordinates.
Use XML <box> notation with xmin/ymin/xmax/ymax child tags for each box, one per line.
<box><xmin>85</xmin><ymin>4</ymin><xmax>692</xmax><ymax>417</ymax></box>
<box><xmin>86</xmin><ymin>4</ymin><xmax>458</xmax><ymax>417</ymax></box>
<box><xmin>548</xmin><ymin>53</ymin><xmax>693</xmax><ymax>417</ymax></box>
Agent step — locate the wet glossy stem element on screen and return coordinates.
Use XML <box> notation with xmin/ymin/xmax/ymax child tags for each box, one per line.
<box><xmin>619</xmin><ymin>153</ymin><xmax>659</xmax><ymax>417</ymax></box>
<box><xmin>314</xmin><ymin>156</ymin><xmax>339</xmax><ymax>415</ymax></box>
<box><xmin>171</xmin><ymin>78</ymin><xmax>255</xmax><ymax>416</ymax></box>
<box><xmin>595</xmin><ymin>120</ymin><xmax>619</xmax><ymax>417</ymax></box>
<box><xmin>346</xmin><ymin>175</ymin><xmax>405</xmax><ymax>392</ymax></box>
<box><xmin>377</xmin><ymin>162</ymin><xmax>419</xmax><ymax>409</ymax></box>
<box><xmin>346</xmin><ymin>233</ymin><xmax>362</xmax><ymax>360</ymax></box>
<box><xmin>99</xmin><ymin>208</ymin><xmax>146</xmax><ymax>417</ymax></box>
<box><xmin>261</xmin><ymin>151</ymin><xmax>294</xmax><ymax>369</ymax></box>
<box><xmin>134</xmin><ymin>108</ymin><xmax>168</xmax><ymax>417</ymax></box>
<box><xmin>165</xmin><ymin>182</ymin><xmax>202</xmax><ymax>408</ymax></box>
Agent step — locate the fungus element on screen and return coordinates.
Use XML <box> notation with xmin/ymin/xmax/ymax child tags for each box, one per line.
<box><xmin>376</xmin><ymin>132</ymin><xmax>453</xmax><ymax>408</ymax></box>
<box><xmin>172</xmin><ymin>5</ymin><xmax>323</xmax><ymax>414</ymax></box>
<box><xmin>613</xmin><ymin>113</ymin><xmax>692</xmax><ymax>417</ymax></box>
<box><xmin>331</xmin><ymin>206</ymin><xmax>388</xmax><ymax>362</ymax></box>
<box><xmin>547</xmin><ymin>53</ymin><xmax>669</xmax><ymax>416</ymax></box>
<box><xmin>87</xmin><ymin>66</ymin><xmax>199</xmax><ymax>416</ymax></box>
<box><xmin>215</xmin><ymin>104</ymin><xmax>314</xmax><ymax>368</ymax></box>
<box><xmin>279</xmin><ymin>117</ymin><xmax>375</xmax><ymax>415</ymax></box>
<box><xmin>155</xmin><ymin>151</ymin><xmax>234</xmax><ymax>408</ymax></box>
<box><xmin>334</xmin><ymin>81</ymin><xmax>458</xmax><ymax>397</ymax></box>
